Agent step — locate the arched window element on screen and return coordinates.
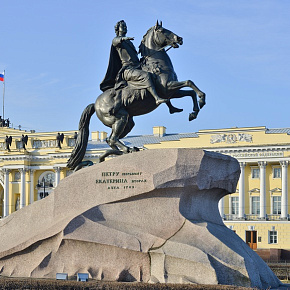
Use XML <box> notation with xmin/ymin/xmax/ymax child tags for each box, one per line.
<box><xmin>36</xmin><ymin>171</ymin><xmax>55</xmax><ymax>200</ymax></box>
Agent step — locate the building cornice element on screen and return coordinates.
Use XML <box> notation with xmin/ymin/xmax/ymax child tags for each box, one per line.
<box><xmin>197</xmin><ymin>126</ymin><xmax>267</xmax><ymax>134</ymax></box>
<box><xmin>207</xmin><ymin>144</ymin><xmax>290</xmax><ymax>153</ymax></box>
<box><xmin>0</xmin><ymin>155</ymin><xmax>32</xmax><ymax>161</ymax></box>
<box><xmin>206</xmin><ymin>145</ymin><xmax>290</xmax><ymax>163</ymax></box>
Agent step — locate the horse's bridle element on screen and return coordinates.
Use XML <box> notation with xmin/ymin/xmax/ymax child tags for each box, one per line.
<box><xmin>154</xmin><ymin>27</ymin><xmax>176</xmax><ymax>48</ymax></box>
<box><xmin>141</xmin><ymin>28</ymin><xmax>174</xmax><ymax>64</ymax></box>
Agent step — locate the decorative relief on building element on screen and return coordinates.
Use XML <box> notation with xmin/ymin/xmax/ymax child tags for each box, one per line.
<box><xmin>238</xmin><ymin>133</ymin><xmax>253</xmax><ymax>143</ymax></box>
<box><xmin>33</xmin><ymin>140</ymin><xmax>57</xmax><ymax>149</ymax></box>
<box><xmin>210</xmin><ymin>133</ymin><xmax>253</xmax><ymax>144</ymax></box>
<box><xmin>210</xmin><ymin>134</ymin><xmax>226</xmax><ymax>144</ymax></box>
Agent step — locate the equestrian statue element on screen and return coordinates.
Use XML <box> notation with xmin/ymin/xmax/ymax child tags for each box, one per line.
<box><xmin>67</xmin><ymin>20</ymin><xmax>206</xmax><ymax>170</ymax></box>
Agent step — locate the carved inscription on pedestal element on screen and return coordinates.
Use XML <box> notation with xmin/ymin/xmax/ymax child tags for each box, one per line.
<box><xmin>96</xmin><ymin>171</ymin><xmax>147</xmax><ymax>190</ymax></box>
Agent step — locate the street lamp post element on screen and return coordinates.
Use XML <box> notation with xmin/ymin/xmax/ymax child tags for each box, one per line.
<box><xmin>37</xmin><ymin>177</ymin><xmax>53</xmax><ymax>199</ymax></box>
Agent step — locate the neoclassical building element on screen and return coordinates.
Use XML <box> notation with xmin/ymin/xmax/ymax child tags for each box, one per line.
<box><xmin>0</xmin><ymin>125</ymin><xmax>289</xmax><ymax>260</ymax></box>
<box><xmin>144</xmin><ymin>126</ymin><xmax>290</xmax><ymax>260</ymax></box>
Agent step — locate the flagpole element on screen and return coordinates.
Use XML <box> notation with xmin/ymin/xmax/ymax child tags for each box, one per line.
<box><xmin>2</xmin><ymin>70</ymin><xmax>5</xmax><ymax>121</ymax></box>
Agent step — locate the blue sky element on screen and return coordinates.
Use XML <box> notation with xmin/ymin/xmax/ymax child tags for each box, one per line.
<box><xmin>1</xmin><ymin>0</ymin><xmax>289</xmax><ymax>135</ymax></box>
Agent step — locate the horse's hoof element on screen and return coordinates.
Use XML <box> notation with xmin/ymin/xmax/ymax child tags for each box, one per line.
<box><xmin>189</xmin><ymin>112</ymin><xmax>197</xmax><ymax>121</ymax></box>
<box><xmin>129</xmin><ymin>147</ymin><xmax>139</xmax><ymax>153</ymax></box>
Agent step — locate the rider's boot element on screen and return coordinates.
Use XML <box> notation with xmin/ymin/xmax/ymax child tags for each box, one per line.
<box><xmin>148</xmin><ymin>86</ymin><xmax>168</xmax><ymax>105</ymax></box>
<box><xmin>167</xmin><ymin>101</ymin><xmax>183</xmax><ymax>114</ymax></box>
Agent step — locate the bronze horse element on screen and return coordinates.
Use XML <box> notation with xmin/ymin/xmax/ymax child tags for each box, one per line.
<box><xmin>67</xmin><ymin>22</ymin><xmax>206</xmax><ymax>170</ymax></box>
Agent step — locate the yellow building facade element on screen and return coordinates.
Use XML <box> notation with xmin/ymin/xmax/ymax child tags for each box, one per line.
<box><xmin>0</xmin><ymin>127</ymin><xmax>107</xmax><ymax>217</ymax></box>
<box><xmin>1</xmin><ymin>125</ymin><xmax>289</xmax><ymax>260</ymax></box>
<box><xmin>145</xmin><ymin>126</ymin><xmax>290</xmax><ymax>260</ymax></box>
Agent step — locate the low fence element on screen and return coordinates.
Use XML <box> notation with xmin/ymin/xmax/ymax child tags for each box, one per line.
<box><xmin>268</xmin><ymin>263</ymin><xmax>290</xmax><ymax>281</ymax></box>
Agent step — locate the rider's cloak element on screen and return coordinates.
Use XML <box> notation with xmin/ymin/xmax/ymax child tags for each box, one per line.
<box><xmin>100</xmin><ymin>45</ymin><xmax>122</xmax><ymax>92</ymax></box>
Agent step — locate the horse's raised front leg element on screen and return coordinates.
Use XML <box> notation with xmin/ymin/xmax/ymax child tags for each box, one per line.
<box><xmin>166</xmin><ymin>80</ymin><xmax>200</xmax><ymax>117</ymax></box>
<box><xmin>167</xmin><ymin>80</ymin><xmax>206</xmax><ymax>109</ymax></box>
<box><xmin>170</xmin><ymin>89</ymin><xmax>200</xmax><ymax>121</ymax></box>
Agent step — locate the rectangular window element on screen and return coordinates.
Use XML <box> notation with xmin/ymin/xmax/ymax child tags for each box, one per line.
<box><xmin>231</xmin><ymin>196</ymin><xmax>239</xmax><ymax>215</ymax></box>
<box><xmin>252</xmin><ymin>196</ymin><xmax>260</xmax><ymax>214</ymax></box>
<box><xmin>269</xmin><ymin>231</ymin><xmax>278</xmax><ymax>244</ymax></box>
<box><xmin>273</xmin><ymin>167</ymin><xmax>281</xmax><ymax>178</ymax></box>
<box><xmin>14</xmin><ymin>171</ymin><xmax>21</xmax><ymax>181</ymax></box>
<box><xmin>252</xmin><ymin>168</ymin><xmax>260</xmax><ymax>179</ymax></box>
<box><xmin>273</xmin><ymin>196</ymin><xmax>281</xmax><ymax>214</ymax></box>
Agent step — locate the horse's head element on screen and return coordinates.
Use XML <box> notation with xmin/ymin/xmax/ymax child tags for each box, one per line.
<box><xmin>139</xmin><ymin>21</ymin><xmax>183</xmax><ymax>57</ymax></box>
<box><xmin>152</xmin><ymin>20</ymin><xmax>183</xmax><ymax>49</ymax></box>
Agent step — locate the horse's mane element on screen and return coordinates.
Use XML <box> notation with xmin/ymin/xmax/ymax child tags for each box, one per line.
<box><xmin>138</xmin><ymin>27</ymin><xmax>154</xmax><ymax>57</ymax></box>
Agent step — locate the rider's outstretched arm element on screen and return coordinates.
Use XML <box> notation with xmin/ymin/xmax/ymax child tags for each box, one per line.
<box><xmin>112</xmin><ymin>36</ymin><xmax>134</xmax><ymax>47</ymax></box>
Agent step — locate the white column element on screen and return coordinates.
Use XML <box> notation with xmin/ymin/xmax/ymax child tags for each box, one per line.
<box><xmin>3</xmin><ymin>169</ymin><xmax>10</xmax><ymax>217</ymax></box>
<box><xmin>218</xmin><ymin>197</ymin><xmax>224</xmax><ymax>218</ymax></box>
<box><xmin>280</xmin><ymin>161</ymin><xmax>288</xmax><ymax>220</ymax></box>
<box><xmin>238</xmin><ymin>162</ymin><xmax>246</xmax><ymax>219</ymax></box>
<box><xmin>19</xmin><ymin>168</ymin><xmax>26</xmax><ymax>209</ymax></box>
<box><xmin>54</xmin><ymin>167</ymin><xmax>61</xmax><ymax>187</ymax></box>
<box><xmin>30</xmin><ymin>169</ymin><xmax>35</xmax><ymax>204</ymax></box>
<box><xmin>229</xmin><ymin>196</ymin><xmax>232</xmax><ymax>217</ymax></box>
<box><xmin>258</xmin><ymin>161</ymin><xmax>267</xmax><ymax>219</ymax></box>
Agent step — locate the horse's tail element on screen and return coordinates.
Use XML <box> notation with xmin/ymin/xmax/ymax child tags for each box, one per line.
<box><xmin>67</xmin><ymin>103</ymin><xmax>95</xmax><ymax>170</ymax></box>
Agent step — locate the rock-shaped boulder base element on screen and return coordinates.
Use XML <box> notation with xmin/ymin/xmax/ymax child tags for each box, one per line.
<box><xmin>0</xmin><ymin>149</ymin><xmax>281</xmax><ymax>289</ymax></box>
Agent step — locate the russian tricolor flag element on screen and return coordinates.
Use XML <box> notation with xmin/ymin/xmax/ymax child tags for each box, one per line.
<box><xmin>0</xmin><ymin>72</ymin><xmax>4</xmax><ymax>82</ymax></box>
